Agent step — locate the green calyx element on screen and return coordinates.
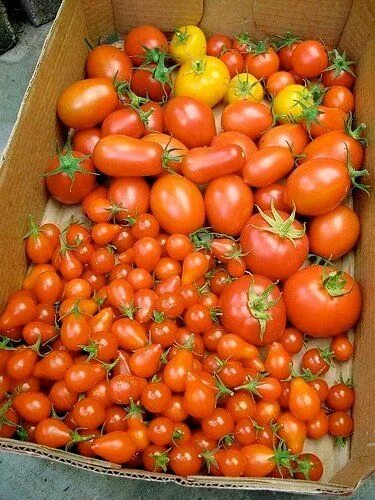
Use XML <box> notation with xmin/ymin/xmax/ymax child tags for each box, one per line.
<box><xmin>247</xmin><ymin>280</ymin><xmax>280</xmax><ymax>339</ymax></box>
<box><xmin>322</xmin><ymin>268</ymin><xmax>348</xmax><ymax>297</ymax></box>
<box><xmin>43</xmin><ymin>134</ymin><xmax>96</xmax><ymax>184</ymax></box>
<box><xmin>191</xmin><ymin>57</ymin><xmax>206</xmax><ymax>75</ymax></box>
<box><xmin>152</xmin><ymin>310</ymin><xmax>165</xmax><ymax>323</ymax></box>
<box><xmin>234</xmin><ymin>74</ymin><xmax>261</xmax><ymax>100</ymax></box>
<box><xmin>291</xmin><ymin>366</ymin><xmax>320</xmax><ymax>381</ymax></box>
<box><xmin>271</xmin><ymin>441</ymin><xmax>298</xmax><ymax>470</ymax></box>
<box><xmin>161</xmin><ymin>138</ymin><xmax>186</xmax><ymax>172</ymax></box>
<box><xmin>210</xmin><ymin>307</ymin><xmax>222</xmax><ymax>324</ymax></box>
<box><xmin>345</xmin><ymin>114</ymin><xmax>367</xmax><ymax>145</ymax></box>
<box><xmin>304</xmin><ymin>79</ymin><xmax>326</xmax><ymax>104</ymax></box>
<box><xmin>215</xmin><ymin>374</ymin><xmax>234</xmax><ymax>400</ymax></box>
<box><xmin>294</xmin><ymin>456</ymin><xmax>314</xmax><ymax>480</ymax></box>
<box><xmin>235</xmin><ymin>373</ymin><xmax>267</xmax><ymax>397</ymax></box>
<box><xmin>235</xmin><ymin>32</ymin><xmax>251</xmax><ymax>47</ymax></box>
<box><xmin>116</xmin><ymin>82</ymin><xmax>149</xmax><ymax>107</ymax></box>
<box><xmin>24</xmin><ymin>214</ymin><xmax>41</xmax><ymax>240</ymax></box>
<box><xmin>0</xmin><ymin>399</ymin><xmax>15</xmax><ymax>429</ymax></box>
<box><xmin>174</xmin><ymin>27</ymin><xmax>190</xmax><ymax>45</ymax></box>
<box><xmin>79</xmin><ymin>339</ymin><xmax>99</xmax><ymax>362</ymax></box>
<box><xmin>189</xmin><ymin>227</ymin><xmax>235</xmax><ymax>251</ymax></box>
<box><xmin>125</xmin><ymin>398</ymin><xmax>144</xmax><ymax>419</ymax></box>
<box><xmin>0</xmin><ymin>336</ymin><xmax>14</xmax><ymax>351</ymax></box>
<box><xmin>272</xmin><ymin>31</ymin><xmax>301</xmax><ymax>50</ymax></box>
<box><xmin>326</xmin><ymin>49</ymin><xmax>356</xmax><ymax>78</ymax></box>
<box><xmin>151</xmin><ymin>449</ymin><xmax>170</xmax><ymax>472</ymax></box>
<box><xmin>66</xmin><ymin>430</ymin><xmax>96</xmax><ymax>450</ymax></box>
<box><xmin>120</xmin><ymin>302</ymin><xmax>139</xmax><ymax>320</ymax></box>
<box><xmin>246</xmin><ymin>38</ymin><xmax>269</xmax><ymax>55</ymax></box>
<box><xmin>254</xmin><ymin>201</ymin><xmax>306</xmax><ymax>245</ymax></box>
<box><xmin>199</xmin><ymin>447</ymin><xmax>219</xmax><ymax>473</ymax></box>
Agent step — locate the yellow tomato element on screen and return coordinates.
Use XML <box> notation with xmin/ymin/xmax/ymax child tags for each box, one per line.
<box><xmin>226</xmin><ymin>73</ymin><xmax>264</xmax><ymax>103</ymax></box>
<box><xmin>174</xmin><ymin>56</ymin><xmax>230</xmax><ymax>107</ymax></box>
<box><xmin>273</xmin><ymin>84</ymin><xmax>314</xmax><ymax>123</ymax></box>
<box><xmin>169</xmin><ymin>25</ymin><xmax>207</xmax><ymax>64</ymax></box>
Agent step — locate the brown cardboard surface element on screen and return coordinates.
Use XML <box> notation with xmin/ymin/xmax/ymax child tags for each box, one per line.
<box><xmin>0</xmin><ymin>0</ymin><xmax>374</xmax><ymax>493</ymax></box>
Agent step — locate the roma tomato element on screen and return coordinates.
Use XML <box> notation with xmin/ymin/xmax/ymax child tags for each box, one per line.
<box><xmin>307</xmin><ymin>205</ymin><xmax>360</xmax><ymax>259</ymax></box>
<box><xmin>283</xmin><ymin>265</ymin><xmax>361</xmax><ymax>337</ymax></box>
<box><xmin>93</xmin><ymin>135</ymin><xmax>163</xmax><ymax>176</ymax></box>
<box><xmin>174</xmin><ymin>56</ymin><xmax>230</xmax><ymax>107</ymax></box>
<box><xmin>219</xmin><ymin>275</ymin><xmax>286</xmax><ymax>345</ymax></box>
<box><xmin>57</xmin><ymin>78</ymin><xmax>118</xmax><ymax>129</ymax></box>
<box><xmin>205</xmin><ymin>175</ymin><xmax>253</xmax><ymax>236</ymax></box>
<box><xmin>285</xmin><ymin>159</ymin><xmax>352</xmax><ymax>216</ymax></box>
<box><xmin>124</xmin><ymin>25</ymin><xmax>168</xmax><ymax>66</ymax></box>
<box><xmin>163</xmin><ymin>96</ymin><xmax>216</xmax><ymax>148</ymax></box>
<box><xmin>291</xmin><ymin>40</ymin><xmax>328</xmax><ymax>78</ymax></box>
<box><xmin>150</xmin><ymin>174</ymin><xmax>205</xmax><ymax>235</ymax></box>
<box><xmin>222</xmin><ymin>101</ymin><xmax>273</xmax><ymax>139</ymax></box>
<box><xmin>86</xmin><ymin>44</ymin><xmax>132</xmax><ymax>81</ymax></box>
<box><xmin>242</xmin><ymin>146</ymin><xmax>294</xmax><ymax>187</ymax></box>
<box><xmin>240</xmin><ymin>207</ymin><xmax>309</xmax><ymax>281</ymax></box>
<box><xmin>181</xmin><ymin>145</ymin><xmax>245</xmax><ymax>184</ymax></box>
<box><xmin>259</xmin><ymin>123</ymin><xmax>309</xmax><ymax>154</ymax></box>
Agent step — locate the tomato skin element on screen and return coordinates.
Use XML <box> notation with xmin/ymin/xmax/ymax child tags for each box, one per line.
<box><xmin>328</xmin><ymin>411</ymin><xmax>354</xmax><ymax>439</ymax></box>
<box><xmin>13</xmin><ymin>392</ymin><xmax>51</xmax><ymax>423</ymax></box>
<box><xmin>34</xmin><ymin>418</ymin><xmax>72</xmax><ymax>448</ymax></box>
<box><xmin>259</xmin><ymin>123</ymin><xmax>309</xmax><ymax>154</ymax></box>
<box><xmin>245</xmin><ymin>47</ymin><xmax>279</xmax><ymax>79</ymax></box>
<box><xmin>0</xmin><ymin>293</ymin><xmax>36</xmax><ymax>332</ymax></box>
<box><xmin>219</xmin><ymin>49</ymin><xmax>245</xmax><ymax>78</ymax></box>
<box><xmin>323</xmin><ymin>86</ymin><xmax>354</xmax><ymax>113</ymax></box>
<box><xmin>183</xmin><ymin>371</ymin><xmax>216</xmax><ymax>418</ymax></box>
<box><xmin>64</xmin><ymin>361</ymin><xmax>106</xmax><ymax>393</ymax></box>
<box><xmin>33</xmin><ymin>350</ymin><xmax>73</xmax><ymax>380</ymax></box>
<box><xmin>264</xmin><ymin>342</ymin><xmax>292</xmax><ymax>380</ymax></box>
<box><xmin>308</xmin><ymin>106</ymin><xmax>347</xmax><ymax>138</ymax></box>
<box><xmin>243</xmin><ymin>146</ymin><xmax>294</xmax><ymax>187</ymax></box>
<box><xmin>124</xmin><ymin>25</ymin><xmax>168</xmax><ymax>66</ymax></box>
<box><xmin>72</xmin><ymin>396</ymin><xmax>106</xmax><ymax>429</ymax></box>
<box><xmin>289</xmin><ymin>377</ymin><xmax>321</xmax><ymax>421</ymax></box>
<box><xmin>163</xmin><ymin>96</ymin><xmax>216</xmax><ymax>148</ymax></box>
<box><xmin>92</xmin><ymin>431</ymin><xmax>136</xmax><ymax>464</ymax></box>
<box><xmin>226</xmin><ymin>73</ymin><xmax>264</xmax><ymax>104</ymax></box>
<box><xmin>277</xmin><ymin>412</ymin><xmax>306</xmax><ymax>453</ymax></box>
<box><xmin>322</xmin><ymin>67</ymin><xmax>355</xmax><ymax>89</ymax></box>
<box><xmin>211</xmin><ymin>131</ymin><xmax>257</xmax><ymax>161</ymax></box>
<box><xmin>278</xmin><ymin>42</ymin><xmax>300</xmax><ymax>70</ymax></box>
<box><xmin>331</xmin><ymin>335</ymin><xmax>354</xmax><ymax>361</ymax></box>
<box><xmin>57</xmin><ymin>78</ymin><xmax>118</xmax><ymax>129</ymax></box>
<box><xmin>150</xmin><ymin>174</ymin><xmax>205</xmax><ymax>235</ymax></box>
<box><xmin>205</xmin><ymin>175</ymin><xmax>253</xmax><ymax>237</ymax></box>
<box><xmin>162</xmin><ymin>349</ymin><xmax>193</xmax><ymax>393</ymax></box>
<box><xmin>242</xmin><ymin>444</ymin><xmax>275</xmax><ymax>477</ymax></box>
<box><xmin>108</xmin><ymin>177</ymin><xmax>150</xmax><ymax>219</ymax></box>
<box><xmin>93</xmin><ymin>134</ymin><xmax>163</xmax><ymax>176</ymax></box>
<box><xmin>294</xmin><ymin>453</ymin><xmax>323</xmax><ymax>481</ymax></box>
<box><xmin>49</xmin><ymin>381</ymin><xmax>78</xmax><ymax>412</ymax></box>
<box><xmin>306</xmin><ymin>408</ymin><xmax>329</xmax><ymax>439</ymax></box>
<box><xmin>129</xmin><ymin>343</ymin><xmax>162</xmax><ymax>379</ymax></box>
<box><xmin>87</xmin><ymin>45</ymin><xmax>132</xmax><ymax>81</ymax></box>
<box><xmin>292</xmin><ymin>40</ymin><xmax>328</xmax><ymax>78</ymax></box>
<box><xmin>169</xmin><ymin>442</ymin><xmax>202</xmax><ymax>476</ymax></box>
<box><xmin>101</xmin><ymin>108</ymin><xmax>145</xmax><ymax>138</ymax></box>
<box><xmin>207</xmin><ymin>34</ymin><xmax>232</xmax><ymax>56</ymax></box>
<box><xmin>241</xmin><ymin>210</ymin><xmax>309</xmax><ymax>281</ymax></box>
<box><xmin>308</xmin><ymin>205</ymin><xmax>360</xmax><ymax>259</ymax></box>
<box><xmin>222</xmin><ymin>101</ymin><xmax>273</xmax><ymax>139</ymax></box>
<box><xmin>182</xmin><ymin>144</ymin><xmax>245</xmax><ymax>185</ymax></box>
<box><xmin>302</xmin><ymin>130</ymin><xmax>364</xmax><ymax>170</ymax></box>
<box><xmin>253</xmin><ymin>184</ymin><xmax>290</xmax><ymax>213</ymax></box>
<box><xmin>285</xmin><ymin>159</ymin><xmax>351</xmax><ymax>216</ymax></box>
<box><xmin>219</xmin><ymin>274</ymin><xmax>286</xmax><ymax>346</ymax></box>
<box><xmin>279</xmin><ymin>327</ymin><xmax>303</xmax><ymax>355</ymax></box>
<box><xmin>266</xmin><ymin>71</ymin><xmax>295</xmax><ymax>96</ymax></box>
<box><xmin>283</xmin><ymin>265</ymin><xmax>361</xmax><ymax>337</ymax></box>
<box><xmin>327</xmin><ymin>383</ymin><xmax>355</xmax><ymax>411</ymax></box>
<box><xmin>174</xmin><ymin>56</ymin><xmax>230</xmax><ymax>107</ymax></box>
<box><xmin>130</xmin><ymin>66</ymin><xmax>171</xmax><ymax>102</ymax></box>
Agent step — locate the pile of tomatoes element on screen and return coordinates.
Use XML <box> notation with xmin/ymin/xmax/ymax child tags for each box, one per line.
<box><xmin>0</xmin><ymin>23</ymin><xmax>367</xmax><ymax>481</ymax></box>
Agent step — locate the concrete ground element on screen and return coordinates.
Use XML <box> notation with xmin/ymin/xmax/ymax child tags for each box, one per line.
<box><xmin>0</xmin><ymin>18</ymin><xmax>374</xmax><ymax>500</ymax></box>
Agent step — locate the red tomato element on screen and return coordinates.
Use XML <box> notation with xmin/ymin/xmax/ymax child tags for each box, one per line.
<box><xmin>308</xmin><ymin>205</ymin><xmax>360</xmax><ymax>259</ymax></box>
<box><xmin>306</xmin><ymin>408</ymin><xmax>329</xmax><ymax>439</ymax></box>
<box><xmin>219</xmin><ymin>275</ymin><xmax>286</xmax><ymax>346</ymax></box>
<box><xmin>101</xmin><ymin>108</ymin><xmax>145</xmax><ymax>138</ymax></box>
<box><xmin>241</xmin><ymin>444</ymin><xmax>275</xmax><ymax>477</ymax></box>
<box><xmin>285</xmin><ymin>159</ymin><xmax>352</xmax><ymax>216</ymax></box>
<box><xmin>93</xmin><ymin>135</ymin><xmax>163</xmax><ymax>176</ymax></box>
<box><xmin>243</xmin><ymin>146</ymin><xmax>294</xmax><ymax>187</ymax></box>
<box><xmin>219</xmin><ymin>49</ymin><xmax>245</xmax><ymax>77</ymax></box>
<box><xmin>142</xmin><ymin>133</ymin><xmax>187</xmax><ymax>174</ymax></box>
<box><xmin>323</xmin><ymin>86</ymin><xmax>354</xmax><ymax>113</ymax></box>
<box><xmin>240</xmin><ymin>208</ymin><xmax>309</xmax><ymax>281</ymax></box>
<box><xmin>277</xmin><ymin>412</ymin><xmax>306</xmax><ymax>454</ymax></box>
<box><xmin>130</xmin><ymin>65</ymin><xmax>171</xmax><ymax>102</ymax></box>
<box><xmin>264</xmin><ymin>342</ymin><xmax>292</xmax><ymax>380</ymax></box>
<box><xmin>279</xmin><ymin>327</ymin><xmax>303</xmax><ymax>355</ymax></box>
<box><xmin>327</xmin><ymin>383</ymin><xmax>355</xmax><ymax>411</ymax></box>
<box><xmin>322</xmin><ymin>49</ymin><xmax>356</xmax><ymax>88</ymax></box>
<box><xmin>164</xmin><ymin>96</ymin><xmax>216</xmax><ymax>148</ymax></box>
<box><xmin>169</xmin><ymin>442</ymin><xmax>202</xmax><ymax>476</ymax></box>
<box><xmin>204</xmin><ymin>175</ymin><xmax>253</xmax><ymax>236</ymax></box>
<box><xmin>86</xmin><ymin>44</ymin><xmax>132</xmax><ymax>81</ymax></box>
<box><xmin>211</xmin><ymin>131</ymin><xmax>257</xmax><ymax>161</ymax></box>
<box><xmin>92</xmin><ymin>431</ymin><xmax>136</xmax><ymax>464</ymax></box>
<box><xmin>207</xmin><ymin>34</ymin><xmax>232</xmax><ymax>56</ymax></box>
<box><xmin>253</xmin><ymin>184</ymin><xmax>291</xmax><ymax>213</ymax></box>
<box><xmin>294</xmin><ymin>453</ymin><xmax>323</xmax><ymax>481</ymax></box>
<box><xmin>331</xmin><ymin>335</ymin><xmax>354</xmax><ymax>362</ymax></box>
<box><xmin>292</xmin><ymin>40</ymin><xmax>328</xmax><ymax>78</ymax></box>
<box><xmin>308</xmin><ymin>106</ymin><xmax>347</xmax><ymax>138</ymax></box>
<box><xmin>222</xmin><ymin>101</ymin><xmax>273</xmax><ymax>139</ymax></box>
<box><xmin>124</xmin><ymin>25</ymin><xmax>168</xmax><ymax>66</ymax></box>
<box><xmin>289</xmin><ymin>377</ymin><xmax>321</xmax><ymax>421</ymax></box>
<box><xmin>266</xmin><ymin>71</ymin><xmax>295</xmax><ymax>96</ymax></box>
<box><xmin>259</xmin><ymin>123</ymin><xmax>309</xmax><ymax>154</ymax></box>
<box><xmin>108</xmin><ymin>177</ymin><xmax>150</xmax><ymax>219</ymax></box>
<box><xmin>150</xmin><ymin>174</ymin><xmax>205</xmax><ymax>235</ymax></box>
<box><xmin>283</xmin><ymin>265</ymin><xmax>361</xmax><ymax>337</ymax></box>
<box><xmin>183</xmin><ymin>371</ymin><xmax>216</xmax><ymax>418</ymax></box>
<box><xmin>245</xmin><ymin>46</ymin><xmax>279</xmax><ymax>79</ymax></box>
<box><xmin>181</xmin><ymin>145</ymin><xmax>245</xmax><ymax>184</ymax></box>
<box><xmin>57</xmin><ymin>78</ymin><xmax>118</xmax><ymax>128</ymax></box>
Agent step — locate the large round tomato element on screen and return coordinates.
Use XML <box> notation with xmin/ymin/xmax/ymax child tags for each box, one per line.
<box><xmin>308</xmin><ymin>205</ymin><xmax>360</xmax><ymax>259</ymax></box>
<box><xmin>291</xmin><ymin>40</ymin><xmax>328</xmax><ymax>78</ymax></box>
<box><xmin>57</xmin><ymin>78</ymin><xmax>118</xmax><ymax>129</ymax></box>
<box><xmin>221</xmin><ymin>101</ymin><xmax>273</xmax><ymax>139</ymax></box>
<box><xmin>124</xmin><ymin>25</ymin><xmax>168</xmax><ymax>66</ymax></box>
<box><xmin>205</xmin><ymin>174</ymin><xmax>253</xmax><ymax>236</ymax></box>
<box><xmin>219</xmin><ymin>274</ymin><xmax>286</xmax><ymax>346</ymax></box>
<box><xmin>169</xmin><ymin>25</ymin><xmax>207</xmax><ymax>64</ymax></box>
<box><xmin>226</xmin><ymin>73</ymin><xmax>263</xmax><ymax>103</ymax></box>
<box><xmin>273</xmin><ymin>84</ymin><xmax>314</xmax><ymax>123</ymax></box>
<box><xmin>174</xmin><ymin>56</ymin><xmax>230</xmax><ymax>107</ymax></box>
<box><xmin>93</xmin><ymin>135</ymin><xmax>164</xmax><ymax>176</ymax></box>
<box><xmin>259</xmin><ymin>124</ymin><xmax>309</xmax><ymax>154</ymax></box>
<box><xmin>241</xmin><ymin>209</ymin><xmax>309</xmax><ymax>281</ymax></box>
<box><xmin>285</xmin><ymin>159</ymin><xmax>351</xmax><ymax>216</ymax></box>
<box><xmin>86</xmin><ymin>44</ymin><xmax>132</xmax><ymax>81</ymax></box>
<box><xmin>150</xmin><ymin>174</ymin><xmax>205</xmax><ymax>235</ymax></box>
<box><xmin>302</xmin><ymin>130</ymin><xmax>364</xmax><ymax>169</ymax></box>
<box><xmin>283</xmin><ymin>265</ymin><xmax>361</xmax><ymax>337</ymax></box>
<box><xmin>163</xmin><ymin>96</ymin><xmax>216</xmax><ymax>148</ymax></box>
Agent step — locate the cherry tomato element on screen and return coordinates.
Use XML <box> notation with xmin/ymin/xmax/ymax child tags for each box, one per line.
<box><xmin>331</xmin><ymin>335</ymin><xmax>354</xmax><ymax>362</ymax></box>
<box><xmin>219</xmin><ymin>49</ymin><xmax>245</xmax><ymax>77</ymax></box>
<box><xmin>327</xmin><ymin>383</ymin><xmax>355</xmax><ymax>411</ymax></box>
<box><xmin>245</xmin><ymin>46</ymin><xmax>279</xmax><ymax>79</ymax></box>
<box><xmin>169</xmin><ymin>442</ymin><xmax>202</xmax><ymax>476</ymax></box>
<box><xmin>292</xmin><ymin>40</ymin><xmax>328</xmax><ymax>78</ymax></box>
<box><xmin>92</xmin><ymin>431</ymin><xmax>136</xmax><ymax>464</ymax></box>
<box><xmin>323</xmin><ymin>86</ymin><xmax>354</xmax><ymax>113</ymax></box>
<box><xmin>266</xmin><ymin>71</ymin><xmax>295</xmax><ymax>96</ymax></box>
<box><xmin>277</xmin><ymin>412</ymin><xmax>306</xmax><ymax>453</ymax></box>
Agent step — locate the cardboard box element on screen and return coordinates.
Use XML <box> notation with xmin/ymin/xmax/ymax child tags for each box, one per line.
<box><xmin>0</xmin><ymin>0</ymin><xmax>374</xmax><ymax>494</ymax></box>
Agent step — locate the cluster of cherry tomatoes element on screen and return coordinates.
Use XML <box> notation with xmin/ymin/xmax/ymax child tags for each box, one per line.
<box><xmin>0</xmin><ymin>23</ymin><xmax>367</xmax><ymax>481</ymax></box>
